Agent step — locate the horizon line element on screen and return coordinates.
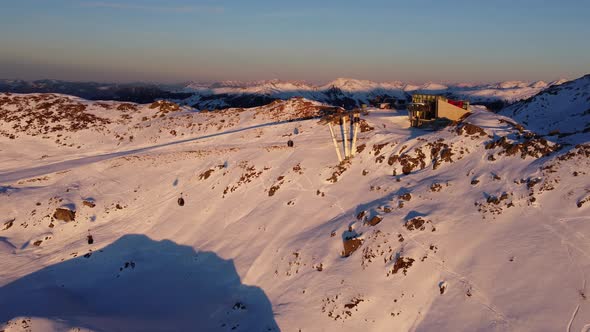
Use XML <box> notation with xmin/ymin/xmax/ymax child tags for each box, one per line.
<box><xmin>0</xmin><ymin>75</ymin><xmax>578</xmax><ymax>88</ymax></box>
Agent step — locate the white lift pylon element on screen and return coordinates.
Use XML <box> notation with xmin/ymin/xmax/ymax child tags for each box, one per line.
<box><xmin>327</xmin><ymin>110</ymin><xmax>361</xmax><ymax>162</ymax></box>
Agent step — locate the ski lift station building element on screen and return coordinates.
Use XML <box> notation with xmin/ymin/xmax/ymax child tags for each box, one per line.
<box><xmin>408</xmin><ymin>94</ymin><xmax>470</xmax><ymax>127</ymax></box>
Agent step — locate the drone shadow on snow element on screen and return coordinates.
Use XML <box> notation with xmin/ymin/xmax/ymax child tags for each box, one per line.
<box><xmin>0</xmin><ymin>234</ymin><xmax>279</xmax><ymax>331</ymax></box>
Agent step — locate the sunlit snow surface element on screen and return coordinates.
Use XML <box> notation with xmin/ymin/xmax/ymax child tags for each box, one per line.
<box><xmin>0</xmin><ymin>76</ymin><xmax>589</xmax><ymax>331</ymax></box>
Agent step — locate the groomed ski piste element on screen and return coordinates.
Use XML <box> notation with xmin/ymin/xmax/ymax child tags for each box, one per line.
<box><xmin>0</xmin><ymin>75</ymin><xmax>589</xmax><ymax>331</ymax></box>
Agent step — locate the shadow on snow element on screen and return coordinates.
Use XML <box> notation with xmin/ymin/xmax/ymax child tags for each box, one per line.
<box><xmin>0</xmin><ymin>234</ymin><xmax>279</xmax><ymax>332</ymax></box>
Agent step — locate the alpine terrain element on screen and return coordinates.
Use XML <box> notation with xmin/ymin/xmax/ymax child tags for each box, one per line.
<box><xmin>1</xmin><ymin>74</ymin><xmax>589</xmax><ymax>332</ymax></box>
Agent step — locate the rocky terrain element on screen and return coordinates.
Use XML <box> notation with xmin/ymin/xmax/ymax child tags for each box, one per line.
<box><xmin>0</xmin><ymin>74</ymin><xmax>589</xmax><ymax>331</ymax></box>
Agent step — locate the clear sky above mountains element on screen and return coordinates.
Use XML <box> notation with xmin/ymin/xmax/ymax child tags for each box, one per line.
<box><xmin>1</xmin><ymin>0</ymin><xmax>589</xmax><ymax>83</ymax></box>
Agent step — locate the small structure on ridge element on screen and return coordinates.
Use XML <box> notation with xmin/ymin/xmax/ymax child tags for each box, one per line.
<box><xmin>408</xmin><ymin>94</ymin><xmax>470</xmax><ymax>127</ymax></box>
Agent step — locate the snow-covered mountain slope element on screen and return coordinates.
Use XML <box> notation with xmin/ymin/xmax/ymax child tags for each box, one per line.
<box><xmin>0</xmin><ymin>94</ymin><xmax>333</xmax><ymax>175</ymax></box>
<box><xmin>1</xmin><ymin>93</ymin><xmax>589</xmax><ymax>331</ymax></box>
<box><xmin>501</xmin><ymin>74</ymin><xmax>590</xmax><ymax>143</ymax></box>
<box><xmin>179</xmin><ymin>78</ymin><xmax>567</xmax><ymax>110</ymax></box>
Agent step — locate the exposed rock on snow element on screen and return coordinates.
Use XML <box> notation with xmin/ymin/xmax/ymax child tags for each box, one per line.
<box><xmin>0</xmin><ymin>79</ymin><xmax>589</xmax><ymax>331</ymax></box>
<box><xmin>342</xmin><ymin>237</ymin><xmax>363</xmax><ymax>257</ymax></box>
<box><xmin>82</xmin><ymin>200</ymin><xmax>95</xmax><ymax>208</ymax></box>
<box><xmin>52</xmin><ymin>207</ymin><xmax>75</xmax><ymax>222</ymax></box>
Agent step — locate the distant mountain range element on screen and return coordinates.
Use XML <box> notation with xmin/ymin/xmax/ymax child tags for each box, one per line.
<box><xmin>0</xmin><ymin>77</ymin><xmax>570</xmax><ymax>111</ymax></box>
<box><xmin>179</xmin><ymin>77</ymin><xmax>569</xmax><ymax>111</ymax></box>
<box><xmin>0</xmin><ymin>79</ymin><xmax>192</xmax><ymax>104</ymax></box>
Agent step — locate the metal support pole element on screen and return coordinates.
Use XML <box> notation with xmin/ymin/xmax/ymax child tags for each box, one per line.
<box><xmin>342</xmin><ymin>116</ymin><xmax>350</xmax><ymax>158</ymax></box>
<box><xmin>351</xmin><ymin>114</ymin><xmax>360</xmax><ymax>156</ymax></box>
<box><xmin>328</xmin><ymin>122</ymin><xmax>343</xmax><ymax>163</ymax></box>
<box><xmin>350</xmin><ymin>112</ymin><xmax>354</xmax><ymax>154</ymax></box>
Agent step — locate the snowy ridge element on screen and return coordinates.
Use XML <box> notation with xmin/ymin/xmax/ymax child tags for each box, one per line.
<box><xmin>501</xmin><ymin>74</ymin><xmax>590</xmax><ymax>141</ymax></box>
<box><xmin>177</xmin><ymin>77</ymin><xmax>572</xmax><ymax>111</ymax></box>
<box><xmin>0</xmin><ymin>78</ymin><xmax>569</xmax><ymax>111</ymax></box>
<box><xmin>0</xmin><ymin>89</ymin><xmax>589</xmax><ymax>331</ymax></box>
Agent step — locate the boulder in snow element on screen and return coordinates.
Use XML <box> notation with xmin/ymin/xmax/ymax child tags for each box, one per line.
<box><xmin>53</xmin><ymin>208</ymin><xmax>75</xmax><ymax>222</ymax></box>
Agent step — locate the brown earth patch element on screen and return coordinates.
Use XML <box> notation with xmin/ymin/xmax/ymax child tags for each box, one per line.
<box><xmin>389</xmin><ymin>146</ymin><xmax>428</xmax><ymax>175</ymax></box>
<box><xmin>399</xmin><ymin>193</ymin><xmax>412</xmax><ymax>201</ymax></box>
<box><xmin>356</xmin><ymin>211</ymin><xmax>367</xmax><ymax>221</ymax></box>
<box><xmin>366</xmin><ymin>215</ymin><xmax>383</xmax><ymax>226</ymax></box>
<box><xmin>359</xmin><ymin>119</ymin><xmax>374</xmax><ymax>132</ymax></box>
<box><xmin>404</xmin><ymin>217</ymin><xmax>432</xmax><ymax>231</ymax></box>
<box><xmin>82</xmin><ymin>200</ymin><xmax>96</xmax><ymax>208</ymax></box>
<box><xmin>578</xmin><ymin>195</ymin><xmax>590</xmax><ymax>208</ymax></box>
<box><xmin>485</xmin><ymin>136</ymin><xmax>558</xmax><ymax>159</ymax></box>
<box><xmin>373</xmin><ymin>143</ymin><xmax>388</xmax><ymax>156</ymax></box>
<box><xmin>342</xmin><ymin>238</ymin><xmax>363</xmax><ymax>257</ymax></box>
<box><xmin>149</xmin><ymin>100</ymin><xmax>180</xmax><ymax>113</ymax></box>
<box><xmin>456</xmin><ymin>123</ymin><xmax>488</xmax><ymax>137</ymax></box>
<box><xmin>116</xmin><ymin>103</ymin><xmax>137</xmax><ymax>111</ymax></box>
<box><xmin>0</xmin><ymin>94</ymin><xmax>111</xmax><ymax>138</ymax></box>
<box><xmin>53</xmin><ymin>208</ymin><xmax>75</xmax><ymax>222</ymax></box>
<box><xmin>356</xmin><ymin>144</ymin><xmax>366</xmax><ymax>154</ymax></box>
<box><xmin>199</xmin><ymin>164</ymin><xmax>224</xmax><ymax>180</ymax></box>
<box><xmin>389</xmin><ymin>256</ymin><xmax>415</xmax><ymax>276</ymax></box>
<box><xmin>3</xmin><ymin>218</ymin><xmax>15</xmax><ymax>230</ymax></box>
<box><xmin>327</xmin><ymin>160</ymin><xmax>350</xmax><ymax>183</ymax></box>
<box><xmin>430</xmin><ymin>183</ymin><xmax>443</xmax><ymax>192</ymax></box>
<box><xmin>223</xmin><ymin>163</ymin><xmax>264</xmax><ymax>196</ymax></box>
<box><xmin>268</xmin><ymin>176</ymin><xmax>286</xmax><ymax>197</ymax></box>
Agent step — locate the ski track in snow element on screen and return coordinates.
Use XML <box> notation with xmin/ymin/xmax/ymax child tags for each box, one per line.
<box><xmin>0</xmin><ymin>117</ymin><xmax>317</xmax><ymax>184</ymax></box>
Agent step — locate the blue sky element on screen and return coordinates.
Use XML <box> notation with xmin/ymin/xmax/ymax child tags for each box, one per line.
<box><xmin>1</xmin><ymin>0</ymin><xmax>588</xmax><ymax>83</ymax></box>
